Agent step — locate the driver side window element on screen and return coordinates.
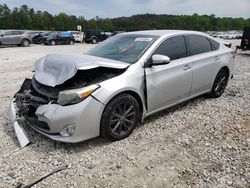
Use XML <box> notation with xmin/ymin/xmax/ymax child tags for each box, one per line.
<box><xmin>152</xmin><ymin>36</ymin><xmax>187</xmax><ymax>61</ymax></box>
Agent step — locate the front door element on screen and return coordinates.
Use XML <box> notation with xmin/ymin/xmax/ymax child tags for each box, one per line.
<box><xmin>1</xmin><ymin>31</ymin><xmax>15</xmax><ymax>45</ymax></box>
<box><xmin>145</xmin><ymin>36</ymin><xmax>193</xmax><ymax>113</ymax></box>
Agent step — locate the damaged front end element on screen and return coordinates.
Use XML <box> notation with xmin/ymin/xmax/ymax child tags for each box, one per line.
<box><xmin>7</xmin><ymin>65</ymin><xmax>126</xmax><ymax>147</ymax></box>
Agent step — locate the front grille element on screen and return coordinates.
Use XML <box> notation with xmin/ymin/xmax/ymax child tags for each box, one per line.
<box><xmin>15</xmin><ymin>78</ymin><xmax>51</xmax><ymax>131</ymax></box>
<box><xmin>26</xmin><ymin>116</ymin><xmax>50</xmax><ymax>131</ymax></box>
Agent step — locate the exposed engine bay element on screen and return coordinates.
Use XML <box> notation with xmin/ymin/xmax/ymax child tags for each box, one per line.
<box><xmin>32</xmin><ymin>67</ymin><xmax>125</xmax><ymax>100</ymax></box>
<box><xmin>15</xmin><ymin>67</ymin><xmax>126</xmax><ymax>121</ymax></box>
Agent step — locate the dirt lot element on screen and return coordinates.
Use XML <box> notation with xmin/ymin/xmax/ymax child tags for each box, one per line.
<box><xmin>0</xmin><ymin>41</ymin><xmax>249</xmax><ymax>188</ymax></box>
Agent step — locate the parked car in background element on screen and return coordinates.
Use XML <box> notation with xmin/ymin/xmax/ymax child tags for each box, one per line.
<box><xmin>7</xmin><ymin>30</ymin><xmax>235</xmax><ymax>147</ymax></box>
<box><xmin>84</xmin><ymin>29</ymin><xmax>108</xmax><ymax>43</ymax></box>
<box><xmin>213</xmin><ymin>32</ymin><xmax>225</xmax><ymax>38</ymax></box>
<box><xmin>237</xmin><ymin>27</ymin><xmax>250</xmax><ymax>51</ymax></box>
<box><xmin>33</xmin><ymin>31</ymin><xmax>52</xmax><ymax>44</ymax></box>
<box><xmin>68</xmin><ymin>31</ymin><xmax>84</xmax><ymax>43</ymax></box>
<box><xmin>27</xmin><ymin>31</ymin><xmax>43</xmax><ymax>37</ymax></box>
<box><xmin>0</xmin><ymin>30</ymin><xmax>32</xmax><ymax>47</ymax></box>
<box><xmin>236</xmin><ymin>31</ymin><xmax>243</xmax><ymax>39</ymax></box>
<box><xmin>223</xmin><ymin>31</ymin><xmax>238</xmax><ymax>39</ymax></box>
<box><xmin>112</xmin><ymin>31</ymin><xmax>126</xmax><ymax>36</ymax></box>
<box><xmin>42</xmin><ymin>31</ymin><xmax>75</xmax><ymax>45</ymax></box>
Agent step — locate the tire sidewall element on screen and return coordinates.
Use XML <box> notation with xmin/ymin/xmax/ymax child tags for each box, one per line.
<box><xmin>92</xmin><ymin>38</ymin><xmax>97</xmax><ymax>44</ymax></box>
<box><xmin>22</xmin><ymin>39</ymin><xmax>30</xmax><ymax>47</ymax></box>
<box><xmin>51</xmin><ymin>40</ymin><xmax>56</xmax><ymax>46</ymax></box>
<box><xmin>100</xmin><ymin>94</ymin><xmax>140</xmax><ymax>141</ymax></box>
<box><xmin>210</xmin><ymin>69</ymin><xmax>229</xmax><ymax>98</ymax></box>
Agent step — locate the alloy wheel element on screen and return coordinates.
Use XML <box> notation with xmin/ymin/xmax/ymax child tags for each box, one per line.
<box><xmin>214</xmin><ymin>73</ymin><xmax>227</xmax><ymax>96</ymax></box>
<box><xmin>109</xmin><ymin>102</ymin><xmax>136</xmax><ymax>137</ymax></box>
<box><xmin>23</xmin><ymin>40</ymin><xmax>30</xmax><ymax>47</ymax></box>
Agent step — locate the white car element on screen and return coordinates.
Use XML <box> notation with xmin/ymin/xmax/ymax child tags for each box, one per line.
<box><xmin>223</xmin><ymin>32</ymin><xmax>238</xmax><ymax>39</ymax></box>
<box><xmin>68</xmin><ymin>31</ymin><xmax>84</xmax><ymax>42</ymax></box>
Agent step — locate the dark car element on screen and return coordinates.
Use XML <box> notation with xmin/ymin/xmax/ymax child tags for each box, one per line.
<box><xmin>42</xmin><ymin>32</ymin><xmax>75</xmax><ymax>45</ymax></box>
<box><xmin>84</xmin><ymin>29</ymin><xmax>108</xmax><ymax>44</ymax></box>
<box><xmin>237</xmin><ymin>27</ymin><xmax>250</xmax><ymax>51</ymax></box>
<box><xmin>32</xmin><ymin>32</ymin><xmax>52</xmax><ymax>44</ymax></box>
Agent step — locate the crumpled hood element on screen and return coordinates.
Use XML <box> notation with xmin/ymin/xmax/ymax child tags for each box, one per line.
<box><xmin>34</xmin><ymin>54</ymin><xmax>129</xmax><ymax>87</ymax></box>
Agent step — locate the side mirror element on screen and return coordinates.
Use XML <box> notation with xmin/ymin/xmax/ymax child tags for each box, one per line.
<box><xmin>151</xmin><ymin>54</ymin><xmax>170</xmax><ymax>66</ymax></box>
<box><xmin>0</xmin><ymin>34</ymin><xmax>4</xmax><ymax>37</ymax></box>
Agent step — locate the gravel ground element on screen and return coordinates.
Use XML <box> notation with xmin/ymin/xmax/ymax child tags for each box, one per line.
<box><xmin>0</xmin><ymin>41</ymin><xmax>249</xmax><ymax>188</ymax></box>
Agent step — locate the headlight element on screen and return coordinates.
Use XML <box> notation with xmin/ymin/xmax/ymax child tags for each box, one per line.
<box><xmin>57</xmin><ymin>84</ymin><xmax>100</xmax><ymax>105</ymax></box>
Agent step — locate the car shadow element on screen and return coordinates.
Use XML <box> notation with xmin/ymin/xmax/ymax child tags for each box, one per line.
<box><xmin>141</xmin><ymin>95</ymin><xmax>207</xmax><ymax>126</ymax></box>
<box><xmin>0</xmin><ymin>45</ymin><xmax>20</xmax><ymax>48</ymax></box>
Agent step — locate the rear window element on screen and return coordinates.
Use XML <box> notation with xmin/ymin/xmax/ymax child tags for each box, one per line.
<box><xmin>12</xmin><ymin>31</ymin><xmax>24</xmax><ymax>35</ymax></box>
<box><xmin>208</xmin><ymin>38</ymin><xmax>220</xmax><ymax>50</ymax></box>
<box><xmin>187</xmin><ymin>35</ymin><xmax>212</xmax><ymax>55</ymax></box>
<box><xmin>59</xmin><ymin>32</ymin><xmax>71</xmax><ymax>37</ymax></box>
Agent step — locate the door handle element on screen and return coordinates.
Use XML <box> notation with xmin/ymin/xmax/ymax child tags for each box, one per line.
<box><xmin>214</xmin><ymin>56</ymin><xmax>220</xmax><ymax>61</ymax></box>
<box><xmin>183</xmin><ymin>64</ymin><xmax>191</xmax><ymax>70</ymax></box>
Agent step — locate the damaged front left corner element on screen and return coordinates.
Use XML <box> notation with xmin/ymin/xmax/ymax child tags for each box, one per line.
<box><xmin>7</xmin><ymin>99</ymin><xmax>30</xmax><ymax>148</ymax></box>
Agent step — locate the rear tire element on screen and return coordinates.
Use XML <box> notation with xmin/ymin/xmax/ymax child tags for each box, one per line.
<box><xmin>100</xmin><ymin>94</ymin><xmax>140</xmax><ymax>141</ymax></box>
<box><xmin>207</xmin><ymin>69</ymin><xmax>229</xmax><ymax>98</ymax></box>
<box><xmin>92</xmin><ymin>38</ymin><xmax>97</xmax><ymax>44</ymax></box>
<box><xmin>22</xmin><ymin>39</ymin><xmax>30</xmax><ymax>47</ymax></box>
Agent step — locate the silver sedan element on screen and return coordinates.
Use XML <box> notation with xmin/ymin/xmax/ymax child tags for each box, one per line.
<box><xmin>7</xmin><ymin>30</ymin><xmax>235</xmax><ymax>147</ymax></box>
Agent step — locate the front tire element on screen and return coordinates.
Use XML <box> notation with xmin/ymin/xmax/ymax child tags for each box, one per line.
<box><xmin>51</xmin><ymin>40</ymin><xmax>56</xmax><ymax>46</ymax></box>
<box><xmin>69</xmin><ymin>40</ymin><xmax>74</xmax><ymax>45</ymax></box>
<box><xmin>208</xmin><ymin>69</ymin><xmax>229</xmax><ymax>98</ymax></box>
<box><xmin>100</xmin><ymin>94</ymin><xmax>140</xmax><ymax>141</ymax></box>
<box><xmin>22</xmin><ymin>39</ymin><xmax>30</xmax><ymax>47</ymax></box>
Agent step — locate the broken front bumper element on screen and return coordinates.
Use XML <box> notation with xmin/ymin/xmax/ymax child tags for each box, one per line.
<box><xmin>7</xmin><ymin>96</ymin><xmax>105</xmax><ymax>146</ymax></box>
<box><xmin>7</xmin><ymin>99</ymin><xmax>30</xmax><ymax>148</ymax></box>
<box><xmin>7</xmin><ymin>77</ymin><xmax>105</xmax><ymax>147</ymax></box>
<box><xmin>30</xmin><ymin>96</ymin><xmax>105</xmax><ymax>143</ymax></box>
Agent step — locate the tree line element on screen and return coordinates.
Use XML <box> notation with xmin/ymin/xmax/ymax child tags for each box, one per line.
<box><xmin>0</xmin><ymin>4</ymin><xmax>249</xmax><ymax>32</ymax></box>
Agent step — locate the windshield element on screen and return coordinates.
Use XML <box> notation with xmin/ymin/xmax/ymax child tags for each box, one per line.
<box><xmin>86</xmin><ymin>34</ymin><xmax>158</xmax><ymax>64</ymax></box>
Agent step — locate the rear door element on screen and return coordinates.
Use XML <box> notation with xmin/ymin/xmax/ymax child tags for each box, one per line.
<box><xmin>185</xmin><ymin>35</ymin><xmax>219</xmax><ymax>96</ymax></box>
<box><xmin>11</xmin><ymin>31</ymin><xmax>24</xmax><ymax>44</ymax></box>
<box><xmin>145</xmin><ymin>36</ymin><xmax>193</xmax><ymax>113</ymax></box>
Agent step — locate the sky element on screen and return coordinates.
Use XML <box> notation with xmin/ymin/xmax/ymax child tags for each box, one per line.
<box><xmin>0</xmin><ymin>0</ymin><xmax>249</xmax><ymax>19</ymax></box>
